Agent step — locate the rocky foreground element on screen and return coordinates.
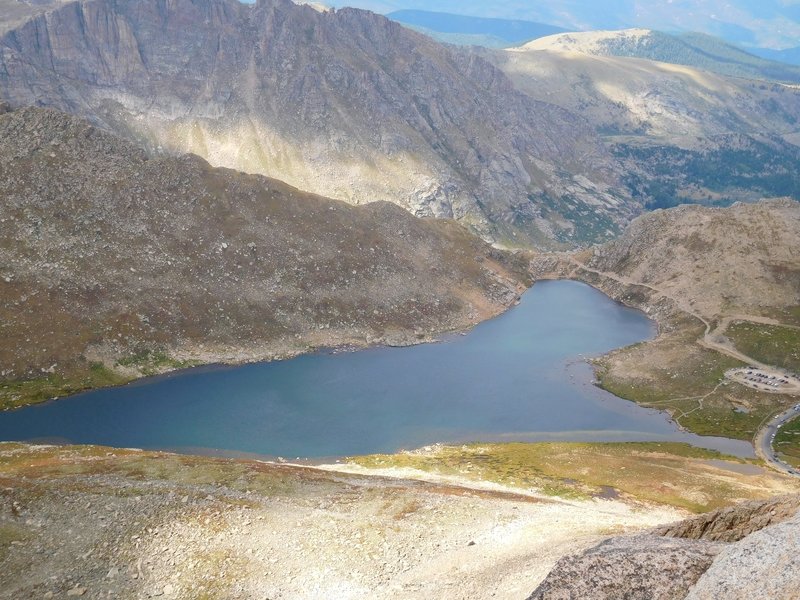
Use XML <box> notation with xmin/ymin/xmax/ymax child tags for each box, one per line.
<box><xmin>531</xmin><ymin>495</ymin><xmax>800</xmax><ymax>599</ymax></box>
<box><xmin>1</xmin><ymin>443</ymin><xmax>799</xmax><ymax>599</ymax></box>
<box><xmin>0</xmin><ymin>443</ymin><xmax>685</xmax><ymax>599</ymax></box>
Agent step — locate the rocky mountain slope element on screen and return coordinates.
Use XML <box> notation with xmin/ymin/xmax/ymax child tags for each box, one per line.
<box><xmin>522</xmin><ymin>29</ymin><xmax>800</xmax><ymax>83</ymax></box>
<box><xmin>0</xmin><ymin>0</ymin><xmax>634</xmax><ymax>247</ymax></box>
<box><xmin>531</xmin><ymin>200</ymin><xmax>800</xmax><ymax>449</ymax></box>
<box><xmin>529</xmin><ymin>494</ymin><xmax>800</xmax><ymax>599</ymax></box>
<box><xmin>498</xmin><ymin>43</ymin><xmax>800</xmax><ymax>141</ymax></box>
<box><xmin>0</xmin><ymin>0</ymin><xmax>65</xmax><ymax>34</ymax></box>
<box><xmin>489</xmin><ymin>41</ymin><xmax>800</xmax><ymax>209</ymax></box>
<box><xmin>0</xmin><ymin>105</ymin><xmax>531</xmax><ymax>408</ymax></box>
<box><xmin>2</xmin><ymin>441</ymin><xmax>796</xmax><ymax>599</ymax></box>
<box><xmin>583</xmin><ymin>201</ymin><xmax>800</xmax><ymax>322</ymax></box>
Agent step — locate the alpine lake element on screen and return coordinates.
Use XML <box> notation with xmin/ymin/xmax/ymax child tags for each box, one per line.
<box><xmin>0</xmin><ymin>281</ymin><xmax>752</xmax><ymax>459</ymax></box>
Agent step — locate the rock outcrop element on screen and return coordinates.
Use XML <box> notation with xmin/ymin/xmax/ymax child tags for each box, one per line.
<box><xmin>529</xmin><ymin>494</ymin><xmax>800</xmax><ymax>600</ymax></box>
<box><xmin>657</xmin><ymin>494</ymin><xmax>800</xmax><ymax>543</ymax></box>
<box><xmin>0</xmin><ymin>0</ymin><xmax>633</xmax><ymax>247</ymax></box>
<box><xmin>686</xmin><ymin>511</ymin><xmax>800</xmax><ymax>600</ymax></box>
<box><xmin>0</xmin><ymin>106</ymin><xmax>530</xmax><ymax>395</ymax></box>
<box><xmin>528</xmin><ymin>536</ymin><xmax>722</xmax><ymax>600</ymax></box>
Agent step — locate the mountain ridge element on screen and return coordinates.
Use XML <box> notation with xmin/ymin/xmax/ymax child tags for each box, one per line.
<box><xmin>0</xmin><ymin>105</ymin><xmax>531</xmax><ymax>408</ymax></box>
<box><xmin>0</xmin><ymin>0</ymin><xmax>635</xmax><ymax>247</ymax></box>
<box><xmin>328</xmin><ymin>1</ymin><xmax>800</xmax><ymax>52</ymax></box>
<box><xmin>387</xmin><ymin>9</ymin><xmax>565</xmax><ymax>47</ymax></box>
<box><xmin>522</xmin><ymin>28</ymin><xmax>800</xmax><ymax>83</ymax></box>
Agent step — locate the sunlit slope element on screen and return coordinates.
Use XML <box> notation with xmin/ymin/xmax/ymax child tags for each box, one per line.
<box><xmin>499</xmin><ymin>44</ymin><xmax>800</xmax><ymax>141</ymax></box>
<box><xmin>523</xmin><ymin>29</ymin><xmax>800</xmax><ymax>83</ymax></box>
<box><xmin>0</xmin><ymin>0</ymin><xmax>636</xmax><ymax>247</ymax></box>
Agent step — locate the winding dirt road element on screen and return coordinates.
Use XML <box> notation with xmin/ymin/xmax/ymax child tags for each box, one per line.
<box><xmin>566</xmin><ymin>256</ymin><xmax>800</xmax><ymax>476</ymax></box>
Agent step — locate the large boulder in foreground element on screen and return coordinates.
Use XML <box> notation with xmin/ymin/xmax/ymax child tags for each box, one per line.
<box><xmin>529</xmin><ymin>494</ymin><xmax>800</xmax><ymax>600</ymax></box>
<box><xmin>685</xmin><ymin>511</ymin><xmax>800</xmax><ymax>600</ymax></box>
<box><xmin>527</xmin><ymin>536</ymin><xmax>721</xmax><ymax>600</ymax></box>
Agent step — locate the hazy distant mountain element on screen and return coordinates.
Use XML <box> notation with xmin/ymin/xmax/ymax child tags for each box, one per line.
<box><xmin>524</xmin><ymin>29</ymin><xmax>800</xmax><ymax>84</ymax></box>
<box><xmin>332</xmin><ymin>0</ymin><xmax>800</xmax><ymax>51</ymax></box>
<box><xmin>387</xmin><ymin>10</ymin><xmax>565</xmax><ymax>47</ymax></box>
<box><xmin>751</xmin><ymin>46</ymin><xmax>800</xmax><ymax>66</ymax></box>
<box><xmin>0</xmin><ymin>0</ymin><xmax>636</xmax><ymax>248</ymax></box>
<box><xmin>487</xmin><ymin>37</ymin><xmax>800</xmax><ymax>210</ymax></box>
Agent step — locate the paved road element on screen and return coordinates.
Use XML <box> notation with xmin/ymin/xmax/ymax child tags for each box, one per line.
<box><xmin>754</xmin><ymin>404</ymin><xmax>800</xmax><ymax>475</ymax></box>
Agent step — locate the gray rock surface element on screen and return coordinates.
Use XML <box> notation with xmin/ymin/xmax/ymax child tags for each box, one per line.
<box><xmin>528</xmin><ymin>535</ymin><xmax>722</xmax><ymax>600</ymax></box>
<box><xmin>529</xmin><ymin>495</ymin><xmax>800</xmax><ymax>600</ymax></box>
<box><xmin>685</xmin><ymin>511</ymin><xmax>800</xmax><ymax>600</ymax></box>
<box><xmin>657</xmin><ymin>494</ymin><xmax>800</xmax><ymax>543</ymax></box>
<box><xmin>0</xmin><ymin>0</ymin><xmax>634</xmax><ymax>247</ymax></box>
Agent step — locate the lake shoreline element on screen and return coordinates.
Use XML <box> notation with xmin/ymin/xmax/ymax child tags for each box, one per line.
<box><xmin>0</xmin><ymin>281</ymin><xmax>757</xmax><ymax>459</ymax></box>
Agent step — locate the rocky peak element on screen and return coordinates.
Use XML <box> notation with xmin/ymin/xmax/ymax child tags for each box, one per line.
<box><xmin>0</xmin><ymin>0</ymin><xmax>635</xmax><ymax>247</ymax></box>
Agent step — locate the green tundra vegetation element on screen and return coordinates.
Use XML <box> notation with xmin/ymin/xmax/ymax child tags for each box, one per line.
<box><xmin>350</xmin><ymin>441</ymin><xmax>799</xmax><ymax>513</ymax></box>
<box><xmin>726</xmin><ymin>322</ymin><xmax>800</xmax><ymax>373</ymax></box>
<box><xmin>0</xmin><ymin>363</ymin><xmax>129</xmax><ymax>411</ymax></box>
<box><xmin>616</xmin><ymin>140</ymin><xmax>800</xmax><ymax>210</ymax></box>
<box><xmin>776</xmin><ymin>417</ymin><xmax>800</xmax><ymax>467</ymax></box>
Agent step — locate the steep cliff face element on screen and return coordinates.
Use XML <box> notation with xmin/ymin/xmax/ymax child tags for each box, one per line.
<box><xmin>0</xmin><ymin>106</ymin><xmax>530</xmax><ymax>400</ymax></box>
<box><xmin>0</xmin><ymin>0</ymin><xmax>634</xmax><ymax>247</ymax></box>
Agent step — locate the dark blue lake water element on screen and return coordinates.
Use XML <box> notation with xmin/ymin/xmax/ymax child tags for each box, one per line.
<box><xmin>0</xmin><ymin>281</ymin><xmax>753</xmax><ymax>458</ymax></box>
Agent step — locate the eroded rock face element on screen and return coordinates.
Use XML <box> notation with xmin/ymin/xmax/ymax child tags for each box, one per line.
<box><xmin>527</xmin><ymin>536</ymin><xmax>722</xmax><ymax>600</ymax></box>
<box><xmin>0</xmin><ymin>0</ymin><xmax>634</xmax><ymax>247</ymax></box>
<box><xmin>657</xmin><ymin>494</ymin><xmax>800</xmax><ymax>543</ymax></box>
<box><xmin>685</xmin><ymin>512</ymin><xmax>800</xmax><ymax>600</ymax></box>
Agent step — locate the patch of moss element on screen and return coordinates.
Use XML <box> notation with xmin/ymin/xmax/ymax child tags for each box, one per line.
<box><xmin>349</xmin><ymin>442</ymin><xmax>788</xmax><ymax>513</ymax></box>
<box><xmin>0</xmin><ymin>363</ymin><xmax>130</xmax><ymax>411</ymax></box>
<box><xmin>593</xmin><ymin>346</ymin><xmax>776</xmax><ymax>440</ymax></box>
<box><xmin>775</xmin><ymin>414</ymin><xmax>800</xmax><ymax>467</ymax></box>
<box><xmin>0</xmin><ymin>443</ymin><xmax>321</xmax><ymax>500</ymax></box>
